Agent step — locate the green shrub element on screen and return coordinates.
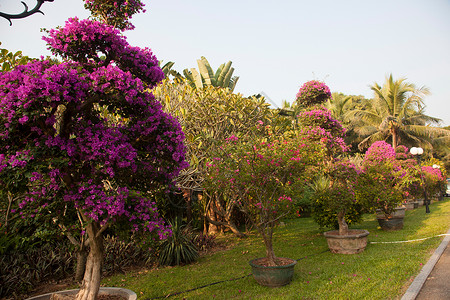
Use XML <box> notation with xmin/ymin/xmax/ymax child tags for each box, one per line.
<box><xmin>102</xmin><ymin>235</ymin><xmax>158</xmax><ymax>275</ymax></box>
<box><xmin>0</xmin><ymin>242</ymin><xmax>74</xmax><ymax>298</ymax></box>
<box><xmin>311</xmin><ymin>191</ymin><xmax>364</xmax><ymax>230</ymax></box>
<box><xmin>158</xmin><ymin>218</ymin><xmax>199</xmax><ymax>266</ymax></box>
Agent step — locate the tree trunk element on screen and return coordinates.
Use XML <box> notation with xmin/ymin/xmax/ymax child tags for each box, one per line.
<box><xmin>391</xmin><ymin>128</ymin><xmax>398</xmax><ymax>150</ymax></box>
<box><xmin>75</xmin><ymin>246</ymin><xmax>88</xmax><ymax>282</ymax></box>
<box><xmin>225</xmin><ymin>217</ymin><xmax>246</xmax><ymax>238</ymax></box>
<box><xmin>262</xmin><ymin>228</ymin><xmax>276</xmax><ymax>266</ymax></box>
<box><xmin>207</xmin><ymin>202</ymin><xmax>220</xmax><ymax>234</ymax></box>
<box><xmin>337</xmin><ymin>211</ymin><xmax>348</xmax><ymax>236</ymax></box>
<box><xmin>76</xmin><ymin>222</ymin><xmax>104</xmax><ymax>300</ymax></box>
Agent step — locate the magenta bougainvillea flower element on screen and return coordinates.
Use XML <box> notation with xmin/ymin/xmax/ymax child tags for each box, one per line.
<box><xmin>0</xmin><ymin>18</ymin><xmax>187</xmax><ymax>241</ymax></box>
<box><xmin>296</xmin><ymin>80</ymin><xmax>332</xmax><ymax>107</ymax></box>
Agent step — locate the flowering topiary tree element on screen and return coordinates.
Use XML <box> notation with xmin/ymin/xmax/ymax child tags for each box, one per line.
<box><xmin>296</xmin><ymin>80</ymin><xmax>332</xmax><ymax>107</ymax></box>
<box><xmin>358</xmin><ymin>141</ymin><xmax>405</xmax><ymax>216</ymax></box>
<box><xmin>0</xmin><ymin>3</ymin><xmax>188</xmax><ymax>300</ymax></box>
<box><xmin>310</xmin><ymin>159</ymin><xmax>362</xmax><ymax>235</ymax></box>
<box><xmin>205</xmin><ymin>126</ymin><xmax>324</xmax><ymax>266</ymax></box>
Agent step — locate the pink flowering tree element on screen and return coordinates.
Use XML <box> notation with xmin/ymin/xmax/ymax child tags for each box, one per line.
<box><xmin>205</xmin><ymin>126</ymin><xmax>324</xmax><ymax>266</ymax></box>
<box><xmin>357</xmin><ymin>141</ymin><xmax>407</xmax><ymax>216</ymax></box>
<box><xmin>422</xmin><ymin>166</ymin><xmax>446</xmax><ymax>197</ymax></box>
<box><xmin>0</xmin><ymin>4</ymin><xmax>187</xmax><ymax>300</ymax></box>
<box><xmin>294</xmin><ymin>82</ymin><xmax>368</xmax><ymax>234</ymax></box>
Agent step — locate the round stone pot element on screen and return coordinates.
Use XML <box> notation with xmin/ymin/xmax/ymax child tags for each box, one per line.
<box><xmin>249</xmin><ymin>257</ymin><xmax>297</xmax><ymax>287</ymax></box>
<box><xmin>376</xmin><ymin>207</ymin><xmax>406</xmax><ymax>231</ymax></box>
<box><xmin>26</xmin><ymin>287</ymin><xmax>137</xmax><ymax>300</ymax></box>
<box><xmin>323</xmin><ymin>229</ymin><xmax>369</xmax><ymax>254</ymax></box>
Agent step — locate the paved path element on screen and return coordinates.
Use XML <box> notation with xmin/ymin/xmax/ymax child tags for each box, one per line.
<box><xmin>402</xmin><ymin>228</ymin><xmax>450</xmax><ymax>300</ymax></box>
<box><xmin>416</xmin><ymin>240</ymin><xmax>450</xmax><ymax>300</ymax></box>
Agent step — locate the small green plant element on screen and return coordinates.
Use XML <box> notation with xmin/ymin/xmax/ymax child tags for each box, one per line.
<box><xmin>158</xmin><ymin>218</ymin><xmax>199</xmax><ymax>266</ymax></box>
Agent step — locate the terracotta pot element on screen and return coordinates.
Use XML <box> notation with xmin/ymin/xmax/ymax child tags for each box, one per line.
<box><xmin>26</xmin><ymin>287</ymin><xmax>137</xmax><ymax>300</ymax></box>
<box><xmin>376</xmin><ymin>207</ymin><xmax>405</xmax><ymax>231</ymax></box>
<box><xmin>323</xmin><ymin>229</ymin><xmax>369</xmax><ymax>254</ymax></box>
<box><xmin>249</xmin><ymin>257</ymin><xmax>297</xmax><ymax>287</ymax></box>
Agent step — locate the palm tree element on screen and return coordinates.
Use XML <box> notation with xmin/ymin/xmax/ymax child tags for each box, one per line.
<box><xmin>351</xmin><ymin>74</ymin><xmax>449</xmax><ymax>151</ymax></box>
<box><xmin>325</xmin><ymin>93</ymin><xmax>353</xmax><ymax>123</ymax></box>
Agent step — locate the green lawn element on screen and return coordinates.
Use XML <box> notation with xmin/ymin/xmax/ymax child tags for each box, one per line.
<box><xmin>102</xmin><ymin>199</ymin><xmax>450</xmax><ymax>299</ymax></box>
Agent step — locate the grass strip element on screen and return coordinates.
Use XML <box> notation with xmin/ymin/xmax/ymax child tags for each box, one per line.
<box><xmin>102</xmin><ymin>199</ymin><xmax>450</xmax><ymax>300</ymax></box>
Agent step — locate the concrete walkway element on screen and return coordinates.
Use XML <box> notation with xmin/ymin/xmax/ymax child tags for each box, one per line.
<box><xmin>401</xmin><ymin>228</ymin><xmax>450</xmax><ymax>300</ymax></box>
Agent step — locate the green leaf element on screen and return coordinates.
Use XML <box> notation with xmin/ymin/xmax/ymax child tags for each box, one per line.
<box><xmin>190</xmin><ymin>68</ymin><xmax>203</xmax><ymax>89</ymax></box>
<box><xmin>216</xmin><ymin>61</ymin><xmax>232</xmax><ymax>87</ymax></box>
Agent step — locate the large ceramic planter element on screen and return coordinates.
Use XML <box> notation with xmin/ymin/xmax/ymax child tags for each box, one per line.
<box><xmin>405</xmin><ymin>201</ymin><xmax>419</xmax><ymax>210</ymax></box>
<box><xmin>376</xmin><ymin>207</ymin><xmax>406</xmax><ymax>231</ymax></box>
<box><xmin>249</xmin><ymin>257</ymin><xmax>297</xmax><ymax>287</ymax></box>
<box><xmin>323</xmin><ymin>229</ymin><xmax>369</xmax><ymax>254</ymax></box>
<box><xmin>26</xmin><ymin>287</ymin><xmax>137</xmax><ymax>300</ymax></box>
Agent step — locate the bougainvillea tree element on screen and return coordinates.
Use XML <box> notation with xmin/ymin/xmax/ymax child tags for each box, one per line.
<box><xmin>0</xmin><ymin>4</ymin><xmax>187</xmax><ymax>300</ymax></box>
<box><xmin>310</xmin><ymin>159</ymin><xmax>362</xmax><ymax>235</ymax></box>
<box><xmin>358</xmin><ymin>141</ymin><xmax>405</xmax><ymax>216</ymax></box>
<box><xmin>297</xmin><ymin>106</ymin><xmax>349</xmax><ymax>158</ymax></box>
<box><xmin>205</xmin><ymin>125</ymin><xmax>324</xmax><ymax>266</ymax></box>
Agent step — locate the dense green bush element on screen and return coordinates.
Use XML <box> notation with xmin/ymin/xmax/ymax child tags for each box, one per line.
<box><xmin>311</xmin><ymin>187</ymin><xmax>364</xmax><ymax>230</ymax></box>
<box><xmin>0</xmin><ymin>232</ymin><xmax>159</xmax><ymax>298</ymax></box>
<box><xmin>0</xmin><ymin>242</ymin><xmax>74</xmax><ymax>298</ymax></box>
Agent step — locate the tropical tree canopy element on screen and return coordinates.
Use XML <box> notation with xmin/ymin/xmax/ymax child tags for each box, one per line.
<box><xmin>351</xmin><ymin>74</ymin><xmax>449</xmax><ymax>151</ymax></box>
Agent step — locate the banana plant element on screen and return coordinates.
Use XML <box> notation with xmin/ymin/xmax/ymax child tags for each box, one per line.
<box><xmin>183</xmin><ymin>56</ymin><xmax>239</xmax><ymax>92</ymax></box>
<box><xmin>160</xmin><ymin>60</ymin><xmax>183</xmax><ymax>82</ymax></box>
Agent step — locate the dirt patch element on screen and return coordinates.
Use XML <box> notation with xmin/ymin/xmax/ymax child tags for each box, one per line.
<box><xmin>251</xmin><ymin>257</ymin><xmax>296</xmax><ymax>267</ymax></box>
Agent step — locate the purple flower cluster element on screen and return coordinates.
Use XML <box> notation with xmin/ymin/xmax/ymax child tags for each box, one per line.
<box><xmin>0</xmin><ymin>15</ymin><xmax>188</xmax><ymax>239</ymax></box>
<box><xmin>43</xmin><ymin>18</ymin><xmax>164</xmax><ymax>87</ymax></box>
<box><xmin>296</xmin><ymin>80</ymin><xmax>332</xmax><ymax>106</ymax></box>
<box><xmin>298</xmin><ymin>107</ymin><xmax>349</xmax><ymax>155</ymax></box>
<box><xmin>298</xmin><ymin>107</ymin><xmax>346</xmax><ymax>136</ymax></box>
<box><xmin>363</xmin><ymin>141</ymin><xmax>396</xmax><ymax>164</ymax></box>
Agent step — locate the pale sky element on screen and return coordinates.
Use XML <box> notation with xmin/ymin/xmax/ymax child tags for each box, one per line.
<box><xmin>1</xmin><ymin>0</ymin><xmax>449</xmax><ymax>126</ymax></box>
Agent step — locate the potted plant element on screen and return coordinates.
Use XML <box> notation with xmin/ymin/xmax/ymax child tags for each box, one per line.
<box><xmin>311</xmin><ymin>159</ymin><xmax>369</xmax><ymax>254</ymax></box>
<box><xmin>359</xmin><ymin>141</ymin><xmax>407</xmax><ymax>231</ymax></box>
<box><xmin>205</xmin><ymin>127</ymin><xmax>323</xmax><ymax>287</ymax></box>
